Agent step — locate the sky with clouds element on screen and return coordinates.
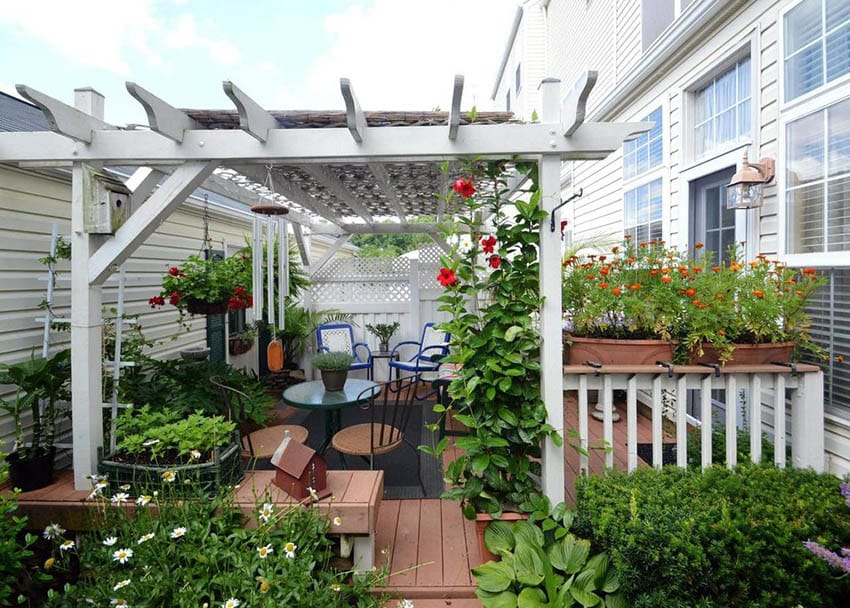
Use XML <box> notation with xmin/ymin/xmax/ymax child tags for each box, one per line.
<box><xmin>0</xmin><ymin>0</ymin><xmax>519</xmax><ymax>126</ymax></box>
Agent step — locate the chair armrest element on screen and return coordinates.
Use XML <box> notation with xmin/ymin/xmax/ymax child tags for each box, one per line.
<box><xmin>353</xmin><ymin>342</ymin><xmax>372</xmax><ymax>363</ymax></box>
<box><xmin>318</xmin><ymin>345</ymin><xmax>330</xmax><ymax>353</ymax></box>
<box><xmin>389</xmin><ymin>340</ymin><xmax>422</xmax><ymax>361</ymax></box>
<box><xmin>420</xmin><ymin>344</ymin><xmax>449</xmax><ymax>361</ymax></box>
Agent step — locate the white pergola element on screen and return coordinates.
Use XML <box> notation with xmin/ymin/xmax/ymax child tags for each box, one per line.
<box><xmin>0</xmin><ymin>73</ymin><xmax>649</xmax><ymax>493</ymax></box>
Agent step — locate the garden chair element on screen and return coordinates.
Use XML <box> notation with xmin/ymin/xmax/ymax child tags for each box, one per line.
<box><xmin>210</xmin><ymin>376</ymin><xmax>308</xmax><ymax>463</ymax></box>
<box><xmin>316</xmin><ymin>323</ymin><xmax>374</xmax><ymax>379</ymax></box>
<box><xmin>388</xmin><ymin>322</ymin><xmax>450</xmax><ymax>382</ymax></box>
<box><xmin>330</xmin><ymin>374</ymin><xmax>425</xmax><ymax>495</ymax></box>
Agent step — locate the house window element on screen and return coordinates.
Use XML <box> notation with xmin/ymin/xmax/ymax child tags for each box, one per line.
<box><xmin>785</xmin><ymin>97</ymin><xmax>850</xmax><ymax>253</ymax></box>
<box><xmin>624</xmin><ymin>178</ymin><xmax>663</xmax><ymax>243</ymax></box>
<box><xmin>694</xmin><ymin>56</ymin><xmax>752</xmax><ymax>157</ymax></box>
<box><xmin>506</xmin><ymin>90</ymin><xmax>511</xmax><ymax>112</ymax></box>
<box><xmin>784</xmin><ymin>0</ymin><xmax>850</xmax><ymax>102</ymax></box>
<box><xmin>623</xmin><ymin>107</ymin><xmax>663</xmax><ymax>180</ymax></box>
<box><xmin>515</xmin><ymin>63</ymin><xmax>522</xmax><ymax>93</ymax></box>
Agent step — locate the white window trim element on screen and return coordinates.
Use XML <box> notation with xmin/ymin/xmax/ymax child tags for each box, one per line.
<box><xmin>778</xmin><ymin>80</ymin><xmax>850</xmax><ymax>267</ymax></box>
<box><xmin>779</xmin><ymin>0</ymin><xmax>850</xmax><ymax>112</ymax></box>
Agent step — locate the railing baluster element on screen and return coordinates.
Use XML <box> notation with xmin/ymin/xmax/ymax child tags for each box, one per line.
<box><xmin>676</xmin><ymin>374</ymin><xmax>688</xmax><ymax>468</ymax></box>
<box><xmin>578</xmin><ymin>374</ymin><xmax>589</xmax><ymax>474</ymax></box>
<box><xmin>774</xmin><ymin>373</ymin><xmax>786</xmax><ymax>468</ymax></box>
<box><xmin>725</xmin><ymin>374</ymin><xmax>738</xmax><ymax>468</ymax></box>
<box><xmin>602</xmin><ymin>374</ymin><xmax>614</xmax><ymax>469</ymax></box>
<box><xmin>750</xmin><ymin>374</ymin><xmax>762</xmax><ymax>464</ymax></box>
<box><xmin>652</xmin><ymin>375</ymin><xmax>663</xmax><ymax>469</ymax></box>
<box><xmin>701</xmin><ymin>374</ymin><xmax>713</xmax><ymax>470</ymax></box>
<box><xmin>627</xmin><ymin>374</ymin><xmax>637</xmax><ymax>472</ymax></box>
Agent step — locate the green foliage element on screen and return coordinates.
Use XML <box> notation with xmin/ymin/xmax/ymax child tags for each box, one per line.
<box><xmin>350</xmin><ymin>218</ymin><xmax>434</xmax><ymax>257</ymax></box>
<box><xmin>573</xmin><ymin>464</ymin><xmax>850</xmax><ymax>608</ymax></box>
<box><xmin>365</xmin><ymin>322</ymin><xmax>400</xmax><ymax>344</ymax></box>
<box><xmin>42</xmin><ymin>482</ymin><xmax>387</xmax><ymax>607</ymax></box>
<box><xmin>685</xmin><ymin>424</ymin><xmax>776</xmax><ymax>467</ymax></box>
<box><xmin>0</xmin><ymin>349</ymin><xmax>71</xmax><ymax>458</ymax></box>
<box><xmin>311</xmin><ymin>351</ymin><xmax>355</xmax><ymax>370</ymax></box>
<box><xmin>472</xmin><ymin>501</ymin><xmax>626</xmax><ymax>608</ymax></box>
<box><xmin>433</xmin><ymin>160</ymin><xmax>560</xmax><ymax>519</ymax></box>
<box><xmin>114</xmin><ymin>407</ymin><xmax>236</xmax><ymax>462</ymax></box>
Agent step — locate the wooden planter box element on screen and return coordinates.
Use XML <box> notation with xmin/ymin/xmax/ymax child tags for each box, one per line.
<box><xmin>98</xmin><ymin>441</ymin><xmax>244</xmax><ymax>496</ymax></box>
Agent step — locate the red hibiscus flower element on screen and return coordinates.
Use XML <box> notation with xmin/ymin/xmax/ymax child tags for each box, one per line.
<box><xmin>437</xmin><ymin>267</ymin><xmax>459</xmax><ymax>287</ymax></box>
<box><xmin>452</xmin><ymin>178</ymin><xmax>476</xmax><ymax>198</ymax></box>
<box><xmin>481</xmin><ymin>235</ymin><xmax>497</xmax><ymax>254</ymax></box>
<box><xmin>488</xmin><ymin>255</ymin><xmax>501</xmax><ymax>269</ymax></box>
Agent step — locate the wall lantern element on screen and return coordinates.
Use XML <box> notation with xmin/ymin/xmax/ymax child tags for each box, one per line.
<box><xmin>726</xmin><ymin>152</ymin><xmax>775</xmax><ymax>210</ymax></box>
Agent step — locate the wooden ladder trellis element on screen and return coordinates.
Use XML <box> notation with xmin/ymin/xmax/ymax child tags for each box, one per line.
<box><xmin>37</xmin><ymin>224</ymin><xmax>134</xmax><ymax>452</ymax></box>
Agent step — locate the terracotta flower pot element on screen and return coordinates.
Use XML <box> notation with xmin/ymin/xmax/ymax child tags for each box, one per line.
<box><xmin>475</xmin><ymin>511</ymin><xmax>528</xmax><ymax>563</ymax></box>
<box><xmin>690</xmin><ymin>342</ymin><xmax>795</xmax><ymax>365</ymax></box>
<box><xmin>320</xmin><ymin>369</ymin><xmax>349</xmax><ymax>392</ymax></box>
<box><xmin>563</xmin><ymin>334</ymin><xmax>676</xmax><ymax>365</ymax></box>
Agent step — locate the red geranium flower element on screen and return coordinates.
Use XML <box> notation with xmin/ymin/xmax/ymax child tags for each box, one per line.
<box><xmin>437</xmin><ymin>267</ymin><xmax>459</xmax><ymax>287</ymax></box>
<box><xmin>228</xmin><ymin>296</ymin><xmax>242</xmax><ymax>310</ymax></box>
<box><xmin>488</xmin><ymin>255</ymin><xmax>501</xmax><ymax>269</ymax></box>
<box><xmin>168</xmin><ymin>267</ymin><xmax>180</xmax><ymax>276</ymax></box>
<box><xmin>148</xmin><ymin>295</ymin><xmax>165</xmax><ymax>308</ymax></box>
<box><xmin>168</xmin><ymin>291</ymin><xmax>181</xmax><ymax>306</ymax></box>
<box><xmin>481</xmin><ymin>235</ymin><xmax>497</xmax><ymax>254</ymax></box>
<box><xmin>452</xmin><ymin>178</ymin><xmax>476</xmax><ymax>198</ymax></box>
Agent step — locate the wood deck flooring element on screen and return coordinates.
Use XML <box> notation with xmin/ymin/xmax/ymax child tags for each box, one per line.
<box><xmin>7</xmin><ymin>393</ymin><xmax>659</xmax><ymax>605</ymax></box>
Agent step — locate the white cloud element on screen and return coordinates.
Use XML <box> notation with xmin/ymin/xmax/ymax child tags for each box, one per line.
<box><xmin>0</xmin><ymin>0</ymin><xmax>162</xmax><ymax>75</ymax></box>
<box><xmin>302</xmin><ymin>0</ymin><xmax>517</xmax><ymax>111</ymax></box>
<box><xmin>163</xmin><ymin>15</ymin><xmax>240</xmax><ymax>66</ymax></box>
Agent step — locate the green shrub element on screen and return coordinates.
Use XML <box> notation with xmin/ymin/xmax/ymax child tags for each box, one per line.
<box><xmin>685</xmin><ymin>425</ymin><xmax>775</xmax><ymax>467</ymax></box>
<box><xmin>574</xmin><ymin>465</ymin><xmax>850</xmax><ymax>608</ymax></box>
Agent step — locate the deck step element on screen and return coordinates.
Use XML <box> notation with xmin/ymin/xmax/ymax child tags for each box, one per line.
<box><xmin>382</xmin><ymin>598</ymin><xmax>482</xmax><ymax>607</ymax></box>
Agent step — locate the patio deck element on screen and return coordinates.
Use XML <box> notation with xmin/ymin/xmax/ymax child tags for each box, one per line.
<box><xmin>4</xmin><ymin>393</ymin><xmax>657</xmax><ymax>604</ymax></box>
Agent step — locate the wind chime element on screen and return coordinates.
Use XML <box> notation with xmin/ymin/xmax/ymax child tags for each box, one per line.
<box><xmin>250</xmin><ymin>166</ymin><xmax>290</xmax><ymax>372</ymax></box>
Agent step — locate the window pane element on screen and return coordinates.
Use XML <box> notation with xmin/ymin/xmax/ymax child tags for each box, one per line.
<box><xmin>695</xmin><ymin>86</ymin><xmax>711</xmax><ymax>123</ymax></box>
<box><xmin>716</xmin><ymin>108</ymin><xmax>735</xmax><ymax>144</ymax></box>
<box><xmin>787</xmin><ymin>111</ymin><xmax>825</xmax><ymax>186</ymax></box>
<box><xmin>637</xmin><ymin>144</ymin><xmax>649</xmax><ymax>175</ymax></box>
<box><xmin>649</xmin><ymin>133</ymin><xmax>663</xmax><ymax>167</ymax></box>
<box><xmin>787</xmin><ymin>183</ymin><xmax>826</xmax><ymax>253</ymax></box>
<box><xmin>827</xmin><ymin>0</ymin><xmax>850</xmax><ymax>31</ymax></box>
<box><xmin>706</xmin><ymin>186</ymin><xmax>720</xmax><ymax>230</ymax></box>
<box><xmin>738</xmin><ymin>99</ymin><xmax>751</xmax><ymax>137</ymax></box>
<box><xmin>637</xmin><ymin>184</ymin><xmax>650</xmax><ymax>224</ymax></box>
<box><xmin>705</xmin><ymin>232</ymin><xmax>720</xmax><ymax>256</ymax></box>
<box><xmin>624</xmin><ymin>190</ymin><xmax>636</xmax><ymax>227</ymax></box>
<box><xmin>649</xmin><ymin>221</ymin><xmax>662</xmax><ymax>241</ymax></box>
<box><xmin>649</xmin><ymin>108</ymin><xmax>663</xmax><ymax>139</ymax></box>
<box><xmin>720</xmin><ymin>229</ymin><xmax>735</xmax><ymax>263</ymax></box>
<box><xmin>785</xmin><ymin>43</ymin><xmax>824</xmax><ymax>100</ymax></box>
<box><xmin>715</xmin><ymin>68</ymin><xmax>736</xmax><ymax>111</ymax></box>
<box><xmin>785</xmin><ymin>0</ymin><xmax>822</xmax><ymax>56</ymax></box>
<box><xmin>737</xmin><ymin>56</ymin><xmax>751</xmax><ymax>98</ymax></box>
<box><xmin>650</xmin><ymin>178</ymin><xmax>663</xmax><ymax>220</ymax></box>
<box><xmin>828</xmin><ymin>98</ymin><xmax>850</xmax><ymax>177</ymax></box>
<box><xmin>826</xmin><ymin>24</ymin><xmax>850</xmax><ymax>82</ymax></box>
<box><xmin>695</xmin><ymin>123</ymin><xmax>708</xmax><ymax>156</ymax></box>
<box><xmin>828</xmin><ymin>175</ymin><xmax>850</xmax><ymax>250</ymax></box>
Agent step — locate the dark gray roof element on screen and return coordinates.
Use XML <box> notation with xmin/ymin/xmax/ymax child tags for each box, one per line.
<box><xmin>0</xmin><ymin>91</ymin><xmax>51</xmax><ymax>132</ymax></box>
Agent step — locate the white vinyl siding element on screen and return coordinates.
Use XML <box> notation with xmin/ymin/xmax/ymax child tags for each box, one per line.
<box><xmin>783</xmin><ymin>0</ymin><xmax>850</xmax><ymax>102</ymax></box>
<box><xmin>785</xmin><ymin>97</ymin><xmax>850</xmax><ymax>253</ymax></box>
<box><xmin>694</xmin><ymin>56</ymin><xmax>752</xmax><ymax>157</ymax></box>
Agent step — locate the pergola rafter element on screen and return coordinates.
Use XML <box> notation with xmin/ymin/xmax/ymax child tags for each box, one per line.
<box><xmin>0</xmin><ymin>73</ymin><xmax>650</xmax><ymax>500</ymax></box>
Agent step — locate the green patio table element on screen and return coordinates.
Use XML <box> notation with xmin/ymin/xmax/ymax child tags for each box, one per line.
<box><xmin>282</xmin><ymin>378</ymin><xmax>380</xmax><ymax>454</ymax></box>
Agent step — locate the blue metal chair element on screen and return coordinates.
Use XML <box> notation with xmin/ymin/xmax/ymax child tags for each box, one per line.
<box><xmin>316</xmin><ymin>323</ymin><xmax>373</xmax><ymax>379</ymax></box>
<box><xmin>388</xmin><ymin>322</ymin><xmax>449</xmax><ymax>380</ymax></box>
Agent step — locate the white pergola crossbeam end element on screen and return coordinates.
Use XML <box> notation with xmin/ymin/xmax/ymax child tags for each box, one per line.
<box><xmin>448</xmin><ymin>74</ymin><xmax>464</xmax><ymax>140</ymax></box>
<box><xmin>340</xmin><ymin>78</ymin><xmax>367</xmax><ymax>143</ymax></box>
<box><xmin>126</xmin><ymin>82</ymin><xmax>198</xmax><ymax>142</ymax></box>
<box><xmin>560</xmin><ymin>70</ymin><xmax>598</xmax><ymax>136</ymax></box>
<box><xmin>222</xmin><ymin>81</ymin><xmax>277</xmax><ymax>142</ymax></box>
<box><xmin>16</xmin><ymin>84</ymin><xmax>111</xmax><ymax>143</ymax></box>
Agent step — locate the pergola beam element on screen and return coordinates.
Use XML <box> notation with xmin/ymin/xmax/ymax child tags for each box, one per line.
<box><xmin>448</xmin><ymin>75</ymin><xmax>464</xmax><ymax>140</ymax></box>
<box><xmin>340</xmin><ymin>78</ymin><xmax>367</xmax><ymax>143</ymax></box>
<box><xmin>126</xmin><ymin>82</ymin><xmax>199</xmax><ymax>142</ymax></box>
<box><xmin>298</xmin><ymin>165</ymin><xmax>374</xmax><ymax>223</ymax></box>
<box><xmin>88</xmin><ymin>161</ymin><xmax>217</xmax><ymax>284</ymax></box>
<box><xmin>560</xmin><ymin>71</ymin><xmax>598</xmax><ymax>137</ymax></box>
<box><xmin>0</xmin><ymin>122</ymin><xmax>651</xmax><ymax>163</ymax></box>
<box><xmin>15</xmin><ymin>84</ymin><xmax>112</xmax><ymax>143</ymax></box>
<box><xmin>291</xmin><ymin>222</ymin><xmax>310</xmax><ymax>266</ymax></box>
<box><xmin>222</xmin><ymin>81</ymin><xmax>278</xmax><ymax>142</ymax></box>
<box><xmin>368</xmin><ymin>162</ymin><xmax>408</xmax><ymax>224</ymax></box>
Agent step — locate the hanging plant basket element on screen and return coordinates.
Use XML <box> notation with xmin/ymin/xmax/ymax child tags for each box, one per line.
<box><xmin>228</xmin><ymin>336</ymin><xmax>254</xmax><ymax>356</ymax></box>
<box><xmin>186</xmin><ymin>298</ymin><xmax>229</xmax><ymax>315</ymax></box>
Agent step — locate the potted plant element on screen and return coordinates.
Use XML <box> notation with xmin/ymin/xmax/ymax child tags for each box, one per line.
<box><xmin>0</xmin><ymin>349</ymin><xmax>71</xmax><ymax>491</ymax></box>
<box><xmin>561</xmin><ymin>237</ymin><xmax>688</xmax><ymax>365</ymax></box>
<box><xmin>684</xmin><ymin>248</ymin><xmax>827</xmax><ymax>364</ymax></box>
<box><xmin>149</xmin><ymin>254</ymin><xmax>252</xmax><ymax>327</ymax></box>
<box><xmin>312</xmin><ymin>351</ymin><xmax>355</xmax><ymax>392</ymax></box>
<box><xmin>365</xmin><ymin>322</ymin><xmax>400</xmax><ymax>352</ymax></box>
<box><xmin>228</xmin><ymin>324</ymin><xmax>256</xmax><ymax>356</ymax></box>
<box><xmin>430</xmin><ymin>160</ymin><xmax>559</xmax><ymax>522</ymax></box>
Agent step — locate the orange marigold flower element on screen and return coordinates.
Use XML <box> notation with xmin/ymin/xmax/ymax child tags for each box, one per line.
<box><xmin>803</xmin><ymin>268</ymin><xmax>817</xmax><ymax>276</ymax></box>
<box><xmin>685</xmin><ymin>288</ymin><xmax>696</xmax><ymax>297</ymax></box>
<box><xmin>630</xmin><ymin>283</ymin><xmax>641</xmax><ymax>290</ymax></box>
<box><xmin>639</xmin><ymin>242</ymin><xmax>648</xmax><ymax>247</ymax></box>
<box><xmin>599</xmin><ymin>255</ymin><xmax>607</xmax><ymax>262</ymax></box>
<box><xmin>612</xmin><ymin>287</ymin><xmax>622</xmax><ymax>296</ymax></box>
<box><xmin>695</xmin><ymin>242</ymin><xmax>704</xmax><ymax>249</ymax></box>
<box><xmin>749</xmin><ymin>261</ymin><xmax>759</xmax><ymax>268</ymax></box>
<box><xmin>627</xmin><ymin>257</ymin><xmax>636</xmax><ymax>264</ymax></box>
<box><xmin>660</xmin><ymin>275</ymin><xmax>672</xmax><ymax>283</ymax></box>
<box><xmin>718</xmin><ymin>329</ymin><xmax>725</xmax><ymax>336</ymax></box>
<box><xmin>712</xmin><ymin>266</ymin><xmax>721</xmax><ymax>272</ymax></box>
<box><xmin>661</xmin><ymin>267</ymin><xmax>670</xmax><ymax>274</ymax></box>
<box><xmin>600</xmin><ymin>267</ymin><xmax>609</xmax><ymax>276</ymax></box>
<box><xmin>598</xmin><ymin>282</ymin><xmax>609</xmax><ymax>289</ymax></box>
<box><xmin>796</xmin><ymin>289</ymin><xmax>804</xmax><ymax>296</ymax></box>
<box><xmin>587</xmin><ymin>274</ymin><xmax>596</xmax><ymax>280</ymax></box>
<box><xmin>752</xmin><ymin>290</ymin><xmax>765</xmax><ymax>298</ymax></box>
<box><xmin>837</xmin><ymin>355</ymin><xmax>845</xmax><ymax>363</ymax></box>
<box><xmin>612</xmin><ymin>246</ymin><xmax>620</xmax><ymax>254</ymax></box>
<box><xmin>650</xmin><ymin>269</ymin><xmax>659</xmax><ymax>276</ymax></box>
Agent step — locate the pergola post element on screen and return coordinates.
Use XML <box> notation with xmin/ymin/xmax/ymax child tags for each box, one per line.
<box><xmin>70</xmin><ymin>163</ymin><xmax>104</xmax><ymax>489</ymax></box>
<box><xmin>538</xmin><ymin>78</ymin><xmax>566</xmax><ymax>505</ymax></box>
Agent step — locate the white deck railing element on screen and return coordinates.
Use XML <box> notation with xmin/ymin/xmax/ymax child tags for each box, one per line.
<box><xmin>563</xmin><ymin>363</ymin><xmax>825</xmax><ymax>473</ymax></box>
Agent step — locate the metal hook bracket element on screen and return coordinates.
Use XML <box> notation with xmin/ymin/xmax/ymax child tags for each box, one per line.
<box><xmin>550</xmin><ymin>188</ymin><xmax>583</xmax><ymax>232</ymax></box>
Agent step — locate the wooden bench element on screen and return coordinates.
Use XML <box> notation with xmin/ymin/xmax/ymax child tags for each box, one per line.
<box><xmin>235</xmin><ymin>469</ymin><xmax>383</xmax><ymax>571</ymax></box>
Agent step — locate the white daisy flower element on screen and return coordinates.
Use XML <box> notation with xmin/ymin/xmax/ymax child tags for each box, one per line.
<box><xmin>257</xmin><ymin>544</ymin><xmax>273</xmax><ymax>559</ymax></box>
<box><xmin>190</xmin><ymin>449</ymin><xmax>201</xmax><ymax>459</ymax></box>
<box><xmin>86</xmin><ymin>490</ymin><xmax>100</xmax><ymax>501</ymax></box>
<box><xmin>43</xmin><ymin>523</ymin><xmax>65</xmax><ymax>540</ymax></box>
<box><xmin>59</xmin><ymin>540</ymin><xmax>75</xmax><ymax>551</ymax></box>
<box><xmin>222</xmin><ymin>599</ymin><xmax>240</xmax><ymax>608</ymax></box>
<box><xmin>110</xmin><ymin>600</ymin><xmax>129</xmax><ymax>607</ymax></box>
<box><xmin>161</xmin><ymin>470</ymin><xmax>176</xmax><ymax>483</ymax></box>
<box><xmin>283</xmin><ymin>541</ymin><xmax>297</xmax><ymax>559</ymax></box>
<box><xmin>137</xmin><ymin>533</ymin><xmax>154</xmax><ymax>544</ymax></box>
<box><xmin>258</xmin><ymin>503</ymin><xmax>273</xmax><ymax>523</ymax></box>
<box><xmin>119</xmin><ymin>484</ymin><xmax>131</xmax><ymax>491</ymax></box>
<box><xmin>398</xmin><ymin>600</ymin><xmax>415</xmax><ymax>608</ymax></box>
<box><xmin>170</xmin><ymin>526</ymin><xmax>187</xmax><ymax>539</ymax></box>
<box><xmin>110</xmin><ymin>492</ymin><xmax>130</xmax><ymax>504</ymax></box>
<box><xmin>113</xmin><ymin>579</ymin><xmax>131</xmax><ymax>591</ymax></box>
<box><xmin>308</xmin><ymin>486</ymin><xmax>319</xmax><ymax>501</ymax></box>
<box><xmin>142</xmin><ymin>439</ymin><xmax>160</xmax><ymax>447</ymax></box>
<box><xmin>103</xmin><ymin>536</ymin><xmax>118</xmax><ymax>546</ymax></box>
<box><xmin>95</xmin><ymin>481</ymin><xmax>108</xmax><ymax>491</ymax></box>
<box><xmin>112</xmin><ymin>548</ymin><xmax>133</xmax><ymax>564</ymax></box>
<box><xmin>135</xmin><ymin>495</ymin><xmax>152</xmax><ymax>506</ymax></box>
<box><xmin>457</xmin><ymin>234</ymin><xmax>474</xmax><ymax>255</ymax></box>
<box><xmin>333</xmin><ymin>516</ymin><xmax>342</xmax><ymax>527</ymax></box>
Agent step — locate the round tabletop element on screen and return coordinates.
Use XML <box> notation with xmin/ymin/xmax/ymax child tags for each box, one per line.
<box><xmin>282</xmin><ymin>379</ymin><xmax>380</xmax><ymax>410</ymax></box>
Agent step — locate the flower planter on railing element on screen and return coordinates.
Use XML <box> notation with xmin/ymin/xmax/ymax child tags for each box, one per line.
<box><xmin>563</xmin><ymin>333</ymin><xmax>677</xmax><ymax>365</ymax></box>
<box><xmin>689</xmin><ymin>341</ymin><xmax>795</xmax><ymax>365</ymax></box>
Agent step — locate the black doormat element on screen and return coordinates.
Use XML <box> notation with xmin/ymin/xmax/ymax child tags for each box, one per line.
<box><xmin>636</xmin><ymin>442</ymin><xmax>678</xmax><ymax>467</ymax></box>
<box><xmin>276</xmin><ymin>400</ymin><xmax>444</xmax><ymax>500</ymax></box>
